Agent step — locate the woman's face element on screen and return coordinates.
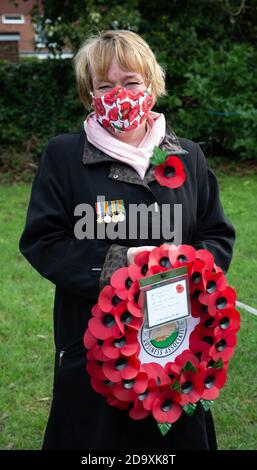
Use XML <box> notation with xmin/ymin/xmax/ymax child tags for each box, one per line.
<box><xmin>91</xmin><ymin>56</ymin><xmax>149</xmax><ymax>101</ymax></box>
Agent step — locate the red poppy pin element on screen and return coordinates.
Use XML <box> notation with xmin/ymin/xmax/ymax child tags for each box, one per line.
<box><xmin>176</xmin><ymin>284</ymin><xmax>184</xmax><ymax>294</ymax></box>
<box><xmin>150</xmin><ymin>146</ymin><xmax>186</xmax><ymax>189</ymax></box>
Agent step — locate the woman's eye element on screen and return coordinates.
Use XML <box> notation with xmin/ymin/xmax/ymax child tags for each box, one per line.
<box><xmin>98</xmin><ymin>82</ymin><xmax>140</xmax><ymax>90</ymax></box>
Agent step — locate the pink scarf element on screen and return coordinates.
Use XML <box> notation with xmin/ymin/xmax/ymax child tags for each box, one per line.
<box><xmin>83</xmin><ymin>111</ymin><xmax>166</xmax><ymax>179</ymax></box>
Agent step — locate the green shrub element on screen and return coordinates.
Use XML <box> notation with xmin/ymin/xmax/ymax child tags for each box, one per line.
<box><xmin>0</xmin><ymin>40</ymin><xmax>256</xmax><ymax>171</ymax></box>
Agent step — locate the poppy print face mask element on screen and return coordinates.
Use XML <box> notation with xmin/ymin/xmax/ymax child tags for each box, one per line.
<box><xmin>91</xmin><ymin>84</ymin><xmax>154</xmax><ymax>133</ymax></box>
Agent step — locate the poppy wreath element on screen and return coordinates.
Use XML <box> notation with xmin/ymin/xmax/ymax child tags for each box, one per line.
<box><xmin>150</xmin><ymin>146</ymin><xmax>186</xmax><ymax>189</ymax></box>
<box><xmin>83</xmin><ymin>244</ymin><xmax>240</xmax><ymax>436</ymax></box>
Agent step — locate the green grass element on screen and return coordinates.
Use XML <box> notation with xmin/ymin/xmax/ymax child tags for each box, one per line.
<box><xmin>210</xmin><ymin>171</ymin><xmax>257</xmax><ymax>450</ymax></box>
<box><xmin>0</xmin><ymin>172</ymin><xmax>256</xmax><ymax>450</ymax></box>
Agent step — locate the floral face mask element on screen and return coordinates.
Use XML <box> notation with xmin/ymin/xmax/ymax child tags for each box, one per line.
<box><xmin>90</xmin><ymin>84</ymin><xmax>154</xmax><ymax>133</ymax></box>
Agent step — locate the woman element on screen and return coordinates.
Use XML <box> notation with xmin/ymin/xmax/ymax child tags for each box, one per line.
<box><xmin>19</xmin><ymin>30</ymin><xmax>235</xmax><ymax>450</ymax></box>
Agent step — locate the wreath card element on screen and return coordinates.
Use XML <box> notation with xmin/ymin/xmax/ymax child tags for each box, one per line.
<box><xmin>139</xmin><ymin>266</ymin><xmax>191</xmax><ymax>330</ymax></box>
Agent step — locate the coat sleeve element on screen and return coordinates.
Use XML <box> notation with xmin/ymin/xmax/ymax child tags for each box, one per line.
<box><xmin>19</xmin><ymin>139</ymin><xmax>128</xmax><ymax>300</ymax></box>
<box><xmin>191</xmin><ymin>143</ymin><xmax>236</xmax><ymax>273</ymax></box>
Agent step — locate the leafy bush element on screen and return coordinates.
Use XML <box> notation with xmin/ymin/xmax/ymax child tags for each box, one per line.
<box><xmin>1</xmin><ymin>0</ymin><xmax>257</xmax><ymax>172</ymax></box>
<box><xmin>0</xmin><ymin>59</ymin><xmax>84</xmax><ymax>162</ymax></box>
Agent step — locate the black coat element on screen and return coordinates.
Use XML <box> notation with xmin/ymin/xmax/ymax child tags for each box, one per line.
<box><xmin>19</xmin><ymin>125</ymin><xmax>235</xmax><ymax>450</ymax></box>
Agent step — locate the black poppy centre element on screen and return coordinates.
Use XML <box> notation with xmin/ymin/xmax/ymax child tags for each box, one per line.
<box><xmin>123</xmin><ymin>379</ymin><xmax>135</xmax><ymax>389</ymax></box>
<box><xmin>113</xmin><ymin>337</ymin><xmax>126</xmax><ymax>348</ymax></box>
<box><xmin>159</xmin><ymin>256</ymin><xmax>171</xmax><ymax>268</ymax></box>
<box><xmin>204</xmin><ymin>375</ymin><xmax>215</xmax><ymax>389</ymax></box>
<box><xmin>161</xmin><ymin>399</ymin><xmax>173</xmax><ymax>411</ymax></box>
<box><xmin>164</xmin><ymin>166</ymin><xmax>175</xmax><ymax>178</ymax></box>
<box><xmin>103</xmin><ymin>314</ymin><xmax>116</xmax><ymax>328</ymax></box>
<box><xmin>121</xmin><ymin>311</ymin><xmax>133</xmax><ymax>324</ymax></box>
<box><xmin>115</xmin><ymin>358</ymin><xmax>127</xmax><ymax>371</ymax></box>
<box><xmin>112</xmin><ymin>294</ymin><xmax>122</xmax><ymax>306</ymax></box>
<box><xmin>181</xmin><ymin>381</ymin><xmax>193</xmax><ymax>394</ymax></box>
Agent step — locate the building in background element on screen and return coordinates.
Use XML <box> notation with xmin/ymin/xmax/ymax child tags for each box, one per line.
<box><xmin>0</xmin><ymin>0</ymin><xmax>72</xmax><ymax>62</ymax></box>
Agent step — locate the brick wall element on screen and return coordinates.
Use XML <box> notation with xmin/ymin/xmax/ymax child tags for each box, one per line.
<box><xmin>0</xmin><ymin>0</ymin><xmax>72</xmax><ymax>60</ymax></box>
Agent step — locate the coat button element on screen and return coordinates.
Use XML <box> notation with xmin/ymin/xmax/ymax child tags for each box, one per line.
<box><xmin>113</xmin><ymin>174</ymin><xmax>119</xmax><ymax>179</ymax></box>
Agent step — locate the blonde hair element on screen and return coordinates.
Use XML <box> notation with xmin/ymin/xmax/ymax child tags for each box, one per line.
<box><xmin>73</xmin><ymin>29</ymin><xmax>167</xmax><ymax>109</ymax></box>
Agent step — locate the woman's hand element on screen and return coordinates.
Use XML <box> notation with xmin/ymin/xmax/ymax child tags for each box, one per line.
<box><xmin>127</xmin><ymin>246</ymin><xmax>156</xmax><ymax>265</ymax></box>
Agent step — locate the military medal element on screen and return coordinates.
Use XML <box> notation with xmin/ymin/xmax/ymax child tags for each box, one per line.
<box><xmin>95</xmin><ymin>201</ymin><xmax>104</xmax><ymax>224</ymax></box>
<box><xmin>96</xmin><ymin>199</ymin><xmax>126</xmax><ymax>224</ymax></box>
<box><xmin>103</xmin><ymin>200</ymin><xmax>112</xmax><ymax>223</ymax></box>
<box><xmin>117</xmin><ymin>199</ymin><xmax>126</xmax><ymax>222</ymax></box>
<box><xmin>111</xmin><ymin>200</ymin><xmax>119</xmax><ymax>223</ymax></box>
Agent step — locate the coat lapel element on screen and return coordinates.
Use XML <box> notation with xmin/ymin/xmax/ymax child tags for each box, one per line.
<box><xmin>82</xmin><ymin>125</ymin><xmax>188</xmax><ymax>188</ymax></box>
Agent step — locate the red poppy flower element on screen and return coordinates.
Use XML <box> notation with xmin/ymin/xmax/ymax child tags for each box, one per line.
<box><xmin>112</xmin><ymin>384</ymin><xmax>137</xmax><ymax>402</ymax></box>
<box><xmin>102</xmin><ymin>330</ymin><xmax>139</xmax><ymax>359</ymax></box>
<box><xmin>86</xmin><ymin>361</ymin><xmax>107</xmax><ymax>381</ymax></box>
<box><xmin>107</xmin><ymin>396</ymin><xmax>131</xmax><ymax>410</ymax></box>
<box><xmin>164</xmin><ymin>362</ymin><xmax>181</xmax><ymax>385</ymax></box>
<box><xmin>120</xmin><ymin>101</ymin><xmax>132</xmax><ymax>120</ymax></box>
<box><xmin>195</xmin><ymin>249</ymin><xmax>215</xmax><ymax>271</ymax></box>
<box><xmin>154</xmin><ymin>156</ymin><xmax>186</xmax><ymax>189</ymax></box>
<box><xmin>129</xmin><ymin>399</ymin><xmax>151</xmax><ymax>420</ymax></box>
<box><xmin>146</xmin><ymin>265</ymin><xmax>168</xmax><ymax>278</ymax></box>
<box><xmin>176</xmin><ymin>284</ymin><xmax>184</xmax><ymax>293</ymax></box>
<box><xmin>199</xmin><ymin>286</ymin><xmax>237</xmax><ymax>316</ymax></box>
<box><xmin>113</xmin><ymin>371</ymin><xmax>149</xmax><ymax>402</ymax></box>
<box><xmin>179</xmin><ymin>370</ymin><xmax>204</xmax><ymax>405</ymax></box>
<box><xmin>148</xmin><ymin>246</ymin><xmax>172</xmax><ymax>269</ymax></box>
<box><xmin>91</xmin><ymin>303</ymin><xmax>106</xmax><ymax>318</ymax></box>
<box><xmin>110</xmin><ymin>265</ymin><xmax>142</xmax><ymax>300</ymax></box>
<box><xmin>188</xmin><ymin>259</ymin><xmax>205</xmax><ymax>295</ymax></box>
<box><xmin>108</xmin><ymin>106</ymin><xmax>119</xmax><ymax>121</ymax></box>
<box><xmin>83</xmin><ymin>329</ymin><xmax>109</xmax><ymax>362</ymax></box>
<box><xmin>189</xmin><ymin>324</ymin><xmax>215</xmax><ymax>360</ymax></box>
<box><xmin>132</xmin><ymin>371</ymin><xmax>150</xmax><ymax>393</ymax></box>
<box><xmin>103</xmin><ymin>355</ymin><xmax>140</xmax><ymax>382</ymax></box>
<box><xmin>209</xmin><ymin>329</ymin><xmax>237</xmax><ymax>362</ymax></box>
<box><xmin>143</xmin><ymin>362</ymin><xmax>171</xmax><ymax>388</ymax></box>
<box><xmin>142</xmin><ymin>94</ymin><xmax>154</xmax><ymax>113</ymax></box>
<box><xmin>94</xmin><ymin>98</ymin><xmax>105</xmax><ymax>116</ymax></box>
<box><xmin>128</xmin><ymin>103</ymin><xmax>140</xmax><ymax>121</ymax></box>
<box><xmin>103</xmin><ymin>86</ymin><xmax>126</xmax><ymax>105</ymax></box>
<box><xmin>98</xmin><ymin>285</ymin><xmax>124</xmax><ymax>313</ymax></box>
<box><xmin>90</xmin><ymin>377</ymin><xmax>115</xmax><ymax>398</ymax></box>
<box><xmin>114</xmin><ymin>302</ymin><xmax>143</xmax><ymax>335</ymax></box>
<box><xmin>202</xmin><ymin>271</ymin><xmax>227</xmax><ymax>295</ymax></box>
<box><xmin>88</xmin><ymin>303</ymin><xmax>121</xmax><ymax>340</ymax></box>
<box><xmin>127</xmin><ymin>280</ymin><xmax>142</xmax><ymax>317</ymax></box>
<box><xmin>190</xmin><ymin>324</ymin><xmax>215</xmax><ymax>345</ymax></box>
<box><xmin>189</xmin><ymin>338</ymin><xmax>212</xmax><ymax>362</ymax></box>
<box><xmin>168</xmin><ymin>244</ymin><xmax>196</xmax><ymax>267</ymax></box>
<box><xmin>129</xmin><ymin>387</ymin><xmax>161</xmax><ymax>418</ymax></box>
<box><xmin>190</xmin><ymin>296</ymin><xmax>209</xmax><ymax>318</ymax></box>
<box><xmin>133</xmin><ymin>250</ymin><xmax>151</xmax><ymax>276</ymax></box>
<box><xmin>174</xmin><ymin>349</ymin><xmax>200</xmax><ymax>371</ymax></box>
<box><xmin>199</xmin><ymin>314</ymin><xmax>218</xmax><ymax>330</ymax></box>
<box><xmin>152</xmin><ymin>390</ymin><xmax>182</xmax><ymax>423</ymax></box>
<box><xmin>198</xmin><ymin>363</ymin><xmax>227</xmax><ymax>400</ymax></box>
<box><xmin>214</xmin><ymin>308</ymin><xmax>240</xmax><ymax>335</ymax></box>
